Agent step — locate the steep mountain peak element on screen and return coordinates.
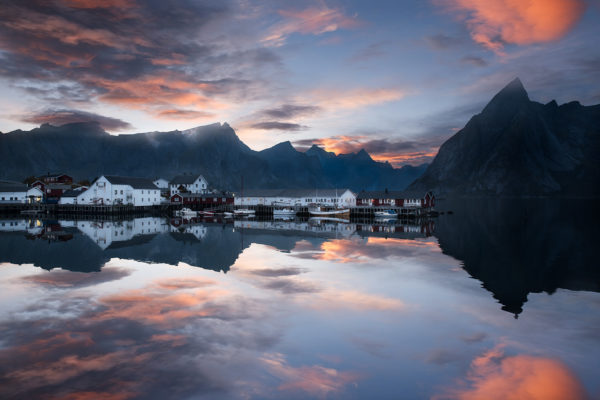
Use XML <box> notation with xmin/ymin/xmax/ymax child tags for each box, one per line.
<box><xmin>259</xmin><ymin>141</ymin><xmax>300</xmax><ymax>158</ymax></box>
<box><xmin>305</xmin><ymin>144</ymin><xmax>336</xmax><ymax>159</ymax></box>
<box><xmin>482</xmin><ymin>77</ymin><xmax>530</xmax><ymax>115</ymax></box>
<box><xmin>355</xmin><ymin>148</ymin><xmax>373</xmax><ymax>161</ymax></box>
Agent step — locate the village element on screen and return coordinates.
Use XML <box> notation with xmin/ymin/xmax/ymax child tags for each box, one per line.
<box><xmin>0</xmin><ymin>172</ymin><xmax>436</xmax><ymax>219</ymax></box>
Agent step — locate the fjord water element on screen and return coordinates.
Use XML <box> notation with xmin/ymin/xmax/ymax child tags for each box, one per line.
<box><xmin>0</xmin><ymin>200</ymin><xmax>598</xmax><ymax>399</ymax></box>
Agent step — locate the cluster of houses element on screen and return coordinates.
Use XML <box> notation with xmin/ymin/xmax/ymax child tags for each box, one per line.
<box><xmin>233</xmin><ymin>188</ymin><xmax>434</xmax><ymax>209</ymax></box>
<box><xmin>0</xmin><ymin>172</ymin><xmax>435</xmax><ymax>210</ymax></box>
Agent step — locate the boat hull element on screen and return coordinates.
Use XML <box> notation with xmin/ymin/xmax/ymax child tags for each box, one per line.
<box><xmin>309</xmin><ymin>209</ymin><xmax>350</xmax><ymax>218</ymax></box>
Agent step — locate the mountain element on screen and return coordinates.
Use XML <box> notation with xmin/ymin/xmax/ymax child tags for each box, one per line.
<box><xmin>409</xmin><ymin>78</ymin><xmax>600</xmax><ymax>197</ymax></box>
<box><xmin>0</xmin><ymin>122</ymin><xmax>425</xmax><ymax>191</ymax></box>
<box><xmin>434</xmin><ymin>198</ymin><xmax>600</xmax><ymax>316</ymax></box>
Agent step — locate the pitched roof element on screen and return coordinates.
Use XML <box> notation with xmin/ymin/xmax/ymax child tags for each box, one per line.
<box><xmin>62</xmin><ymin>189</ymin><xmax>81</xmax><ymax>198</ymax></box>
<box><xmin>173</xmin><ymin>192</ymin><xmax>232</xmax><ymax>199</ymax></box>
<box><xmin>357</xmin><ymin>190</ymin><xmax>433</xmax><ymax>199</ymax></box>
<box><xmin>103</xmin><ymin>176</ymin><xmax>158</xmax><ymax>190</ymax></box>
<box><xmin>356</xmin><ymin>190</ymin><xmax>429</xmax><ymax>199</ymax></box>
<box><xmin>234</xmin><ymin>188</ymin><xmax>353</xmax><ymax>198</ymax></box>
<box><xmin>43</xmin><ymin>173</ymin><xmax>71</xmax><ymax>178</ymax></box>
<box><xmin>0</xmin><ymin>182</ymin><xmax>28</xmax><ymax>193</ymax></box>
<box><xmin>170</xmin><ymin>174</ymin><xmax>205</xmax><ymax>185</ymax></box>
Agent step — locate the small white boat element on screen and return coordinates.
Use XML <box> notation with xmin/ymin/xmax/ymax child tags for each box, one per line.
<box><xmin>309</xmin><ymin>206</ymin><xmax>350</xmax><ymax>218</ymax></box>
<box><xmin>374</xmin><ymin>209</ymin><xmax>398</xmax><ymax>218</ymax></box>
<box><xmin>273</xmin><ymin>208</ymin><xmax>296</xmax><ymax>216</ymax></box>
<box><xmin>223</xmin><ymin>212</ymin><xmax>233</xmax><ymax>218</ymax></box>
<box><xmin>175</xmin><ymin>207</ymin><xmax>197</xmax><ymax>217</ymax></box>
<box><xmin>234</xmin><ymin>208</ymin><xmax>255</xmax><ymax>217</ymax></box>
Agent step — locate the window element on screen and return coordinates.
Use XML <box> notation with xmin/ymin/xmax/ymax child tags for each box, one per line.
<box><xmin>115</xmin><ymin>190</ymin><xmax>117</xmax><ymax>195</ymax></box>
<box><xmin>120</xmin><ymin>190</ymin><xmax>123</xmax><ymax>195</ymax></box>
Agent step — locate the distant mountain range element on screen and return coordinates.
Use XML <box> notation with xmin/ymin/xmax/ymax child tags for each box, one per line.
<box><xmin>409</xmin><ymin>78</ymin><xmax>600</xmax><ymax>197</ymax></box>
<box><xmin>0</xmin><ymin>122</ymin><xmax>426</xmax><ymax>191</ymax></box>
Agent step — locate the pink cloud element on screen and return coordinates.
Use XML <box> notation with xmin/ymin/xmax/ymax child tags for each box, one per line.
<box><xmin>437</xmin><ymin>0</ymin><xmax>586</xmax><ymax>54</ymax></box>
<box><xmin>261</xmin><ymin>353</ymin><xmax>361</xmax><ymax>397</ymax></box>
<box><xmin>433</xmin><ymin>345</ymin><xmax>588</xmax><ymax>400</ymax></box>
<box><xmin>262</xmin><ymin>6</ymin><xmax>360</xmax><ymax>46</ymax></box>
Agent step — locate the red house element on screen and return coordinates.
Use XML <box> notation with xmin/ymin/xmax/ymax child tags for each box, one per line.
<box><xmin>41</xmin><ymin>173</ymin><xmax>73</xmax><ymax>185</ymax></box>
<box><xmin>171</xmin><ymin>192</ymin><xmax>234</xmax><ymax>208</ymax></box>
<box><xmin>356</xmin><ymin>190</ymin><xmax>435</xmax><ymax>209</ymax></box>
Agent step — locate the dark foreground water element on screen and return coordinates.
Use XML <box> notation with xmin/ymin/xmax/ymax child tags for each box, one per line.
<box><xmin>0</xmin><ymin>199</ymin><xmax>598</xmax><ymax>400</ymax></box>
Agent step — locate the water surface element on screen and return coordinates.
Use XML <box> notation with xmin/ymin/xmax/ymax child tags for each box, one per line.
<box><xmin>0</xmin><ymin>199</ymin><xmax>598</xmax><ymax>399</ymax></box>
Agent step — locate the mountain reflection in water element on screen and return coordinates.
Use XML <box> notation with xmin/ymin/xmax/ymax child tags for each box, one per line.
<box><xmin>1</xmin><ymin>199</ymin><xmax>597</xmax><ymax>317</ymax></box>
<box><xmin>0</xmin><ymin>199</ymin><xmax>598</xmax><ymax>399</ymax></box>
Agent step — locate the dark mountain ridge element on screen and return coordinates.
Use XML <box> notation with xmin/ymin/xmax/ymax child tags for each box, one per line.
<box><xmin>409</xmin><ymin>78</ymin><xmax>600</xmax><ymax>197</ymax></box>
<box><xmin>0</xmin><ymin>121</ymin><xmax>426</xmax><ymax>191</ymax></box>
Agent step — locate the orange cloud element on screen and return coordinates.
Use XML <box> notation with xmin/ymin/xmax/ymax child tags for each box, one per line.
<box><xmin>261</xmin><ymin>353</ymin><xmax>361</xmax><ymax>397</ymax></box>
<box><xmin>262</xmin><ymin>6</ymin><xmax>359</xmax><ymax>46</ymax></box>
<box><xmin>90</xmin><ymin>73</ymin><xmax>227</xmax><ymax>111</ymax></box>
<box><xmin>438</xmin><ymin>0</ymin><xmax>586</xmax><ymax>54</ymax></box>
<box><xmin>300</xmin><ymin>134</ymin><xmax>437</xmax><ymax>167</ymax></box>
<box><xmin>433</xmin><ymin>345</ymin><xmax>588</xmax><ymax>400</ymax></box>
<box><xmin>370</xmin><ymin>151</ymin><xmax>438</xmax><ymax>167</ymax></box>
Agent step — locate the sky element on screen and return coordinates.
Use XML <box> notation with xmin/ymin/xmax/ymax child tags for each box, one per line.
<box><xmin>0</xmin><ymin>0</ymin><xmax>598</xmax><ymax>166</ymax></box>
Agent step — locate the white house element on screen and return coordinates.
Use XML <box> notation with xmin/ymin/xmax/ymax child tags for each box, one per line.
<box><xmin>170</xmin><ymin>174</ymin><xmax>208</xmax><ymax>196</ymax></box>
<box><xmin>0</xmin><ymin>181</ymin><xmax>43</xmax><ymax>204</ymax></box>
<box><xmin>76</xmin><ymin>176</ymin><xmax>160</xmax><ymax>206</ymax></box>
<box><xmin>59</xmin><ymin>189</ymin><xmax>85</xmax><ymax>205</ymax></box>
<box><xmin>153</xmin><ymin>178</ymin><xmax>169</xmax><ymax>190</ymax></box>
<box><xmin>76</xmin><ymin>217</ymin><xmax>169</xmax><ymax>249</ymax></box>
<box><xmin>234</xmin><ymin>189</ymin><xmax>356</xmax><ymax>208</ymax></box>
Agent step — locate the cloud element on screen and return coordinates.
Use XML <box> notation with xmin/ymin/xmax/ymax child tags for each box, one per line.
<box><xmin>261</xmin><ymin>278</ymin><xmax>320</xmax><ymax>294</ymax></box>
<box><xmin>21</xmin><ymin>267</ymin><xmax>131</xmax><ymax>288</ymax></box>
<box><xmin>427</xmin><ymin>349</ymin><xmax>462</xmax><ymax>365</ymax></box>
<box><xmin>461</xmin><ymin>332</ymin><xmax>488</xmax><ymax>343</ymax></box>
<box><xmin>248</xmin><ymin>267</ymin><xmax>307</xmax><ymax>277</ymax></box>
<box><xmin>0</xmin><ymin>0</ymin><xmax>281</xmax><ymax>120</ymax></box>
<box><xmin>259</xmin><ymin>104</ymin><xmax>321</xmax><ymax>119</ymax></box>
<box><xmin>306</xmin><ymin>88</ymin><xmax>407</xmax><ymax>110</ymax></box>
<box><xmin>156</xmin><ymin>109</ymin><xmax>216</xmax><ymax>120</ymax></box>
<box><xmin>0</xmin><ymin>275</ymin><xmax>280</xmax><ymax>399</ymax></box>
<box><xmin>461</xmin><ymin>56</ymin><xmax>488</xmax><ymax>67</ymax></box>
<box><xmin>19</xmin><ymin>109</ymin><xmax>132</xmax><ymax>131</ymax></box>
<box><xmin>311</xmin><ymin>289</ymin><xmax>406</xmax><ymax>312</ymax></box>
<box><xmin>437</xmin><ymin>0</ymin><xmax>586</xmax><ymax>54</ymax></box>
<box><xmin>250</xmin><ymin>121</ymin><xmax>308</xmax><ymax>131</ymax></box>
<box><xmin>426</xmin><ymin>34</ymin><xmax>464</xmax><ymax>49</ymax></box>
<box><xmin>260</xmin><ymin>353</ymin><xmax>361</xmax><ymax>397</ymax></box>
<box><xmin>432</xmin><ymin>345</ymin><xmax>588</xmax><ymax>400</ymax></box>
<box><xmin>294</xmin><ymin>135</ymin><xmax>443</xmax><ymax>166</ymax></box>
<box><xmin>262</xmin><ymin>6</ymin><xmax>360</xmax><ymax>47</ymax></box>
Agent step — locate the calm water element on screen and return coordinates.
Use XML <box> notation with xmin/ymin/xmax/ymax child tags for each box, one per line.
<box><xmin>0</xmin><ymin>200</ymin><xmax>598</xmax><ymax>400</ymax></box>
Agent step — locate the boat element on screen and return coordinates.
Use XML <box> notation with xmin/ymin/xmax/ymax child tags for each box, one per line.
<box><xmin>175</xmin><ymin>207</ymin><xmax>197</xmax><ymax>217</ymax></box>
<box><xmin>308</xmin><ymin>205</ymin><xmax>350</xmax><ymax>218</ymax></box>
<box><xmin>374</xmin><ymin>209</ymin><xmax>398</xmax><ymax>218</ymax></box>
<box><xmin>234</xmin><ymin>209</ymin><xmax>255</xmax><ymax>217</ymax></box>
<box><xmin>308</xmin><ymin>216</ymin><xmax>349</xmax><ymax>223</ymax></box>
<box><xmin>223</xmin><ymin>212</ymin><xmax>233</xmax><ymax>218</ymax></box>
<box><xmin>273</xmin><ymin>208</ymin><xmax>296</xmax><ymax>217</ymax></box>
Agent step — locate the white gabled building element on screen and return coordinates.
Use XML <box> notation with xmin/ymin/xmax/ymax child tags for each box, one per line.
<box><xmin>170</xmin><ymin>174</ymin><xmax>208</xmax><ymax>196</ymax></box>
<box><xmin>0</xmin><ymin>181</ymin><xmax>43</xmax><ymax>204</ymax></box>
<box><xmin>153</xmin><ymin>178</ymin><xmax>169</xmax><ymax>190</ymax></box>
<box><xmin>76</xmin><ymin>217</ymin><xmax>169</xmax><ymax>249</ymax></box>
<box><xmin>234</xmin><ymin>189</ymin><xmax>356</xmax><ymax>208</ymax></box>
<box><xmin>76</xmin><ymin>176</ymin><xmax>161</xmax><ymax>206</ymax></box>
